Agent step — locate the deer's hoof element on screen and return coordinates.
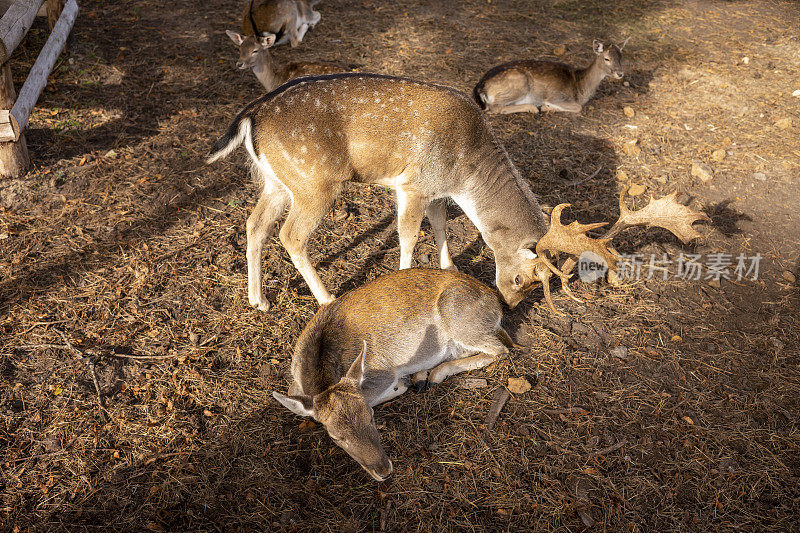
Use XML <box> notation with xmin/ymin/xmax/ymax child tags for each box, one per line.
<box><xmin>250</xmin><ymin>297</ymin><xmax>270</xmax><ymax>312</ymax></box>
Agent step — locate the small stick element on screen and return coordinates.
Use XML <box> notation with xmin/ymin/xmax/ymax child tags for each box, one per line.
<box><xmin>586</xmin><ymin>438</ymin><xmax>628</xmax><ymax>459</ymax></box>
<box><xmin>542</xmin><ymin>407</ymin><xmax>588</xmax><ymax>415</ymax></box>
<box><xmin>485</xmin><ymin>388</ymin><xmax>511</xmax><ymax>431</ymax></box>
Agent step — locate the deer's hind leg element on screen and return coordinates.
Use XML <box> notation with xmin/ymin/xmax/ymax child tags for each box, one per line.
<box><xmin>278</xmin><ymin>184</ymin><xmax>341</xmax><ymax>305</ymax></box>
<box><xmin>247</xmin><ymin>177</ymin><xmax>291</xmax><ymax>311</ymax></box>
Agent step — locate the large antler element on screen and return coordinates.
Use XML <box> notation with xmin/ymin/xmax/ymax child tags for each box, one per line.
<box><xmin>532</xmin><ymin>189</ymin><xmax>709</xmax><ymax>314</ymax></box>
<box><xmin>603</xmin><ymin>188</ymin><xmax>711</xmax><ymax>242</ymax></box>
<box><xmin>248</xmin><ymin>0</ymin><xmax>262</xmax><ymax>36</ymax></box>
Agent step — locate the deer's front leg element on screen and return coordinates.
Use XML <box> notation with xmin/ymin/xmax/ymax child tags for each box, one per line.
<box><xmin>396</xmin><ymin>187</ymin><xmax>425</xmax><ymax>269</ymax></box>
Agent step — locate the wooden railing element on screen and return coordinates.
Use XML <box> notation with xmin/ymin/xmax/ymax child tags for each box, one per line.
<box><xmin>0</xmin><ymin>0</ymin><xmax>78</xmax><ymax>178</ymax></box>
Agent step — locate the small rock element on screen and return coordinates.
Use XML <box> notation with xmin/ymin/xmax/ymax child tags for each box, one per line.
<box><xmin>615</xmin><ymin>170</ymin><xmax>628</xmax><ymax>181</ymax></box>
<box><xmin>104</xmin><ymin>149</ymin><xmax>118</xmax><ymax>159</ymax></box>
<box><xmin>707</xmin><ymin>277</ymin><xmax>721</xmax><ymax>288</ymax></box>
<box><xmin>711</xmin><ymin>149</ymin><xmax>726</xmax><ymax>162</ymax></box>
<box><xmin>770</xmin><ymin>337</ymin><xmax>784</xmax><ymax>352</ymax></box>
<box><xmin>553</xmin><ymin>45</ymin><xmax>566</xmax><ymax>56</ymax></box>
<box><xmin>775</xmin><ymin>118</ymin><xmax>792</xmax><ymax>130</ymax></box>
<box><xmin>459</xmin><ymin>378</ymin><xmax>488</xmax><ymax>389</ymax></box>
<box><xmin>782</xmin><ymin>270</ymin><xmax>796</xmax><ymax>283</ymax></box>
<box><xmin>627</xmin><ymin>183</ymin><xmax>646</xmax><ymax>196</ymax></box>
<box><xmin>622</xmin><ymin>139</ymin><xmax>641</xmax><ymax>156</ymax></box>
<box><xmin>623</xmin><ymin>80</ymin><xmax>630</xmax><ymax>87</ymax></box>
<box><xmin>507</xmin><ymin>377</ymin><xmax>532</xmax><ymax>394</ymax></box>
<box><xmin>741</xmin><ymin>56</ymin><xmax>749</xmax><ymax>65</ymax></box>
<box><xmin>753</xmin><ymin>172</ymin><xmax>767</xmax><ymax>181</ymax></box>
<box><xmin>623</xmin><ymin>106</ymin><xmax>635</xmax><ymax>118</ymax></box>
<box><xmin>691</xmin><ymin>161</ymin><xmax>713</xmax><ymax>183</ymax></box>
<box><xmin>611</xmin><ymin>346</ymin><xmax>628</xmax><ymax>360</ymax></box>
<box><xmin>280</xmin><ymin>510</ymin><xmax>299</xmax><ymax>527</ymax></box>
<box><xmin>792</xmin><ymin>89</ymin><xmax>800</xmax><ymax>98</ymax></box>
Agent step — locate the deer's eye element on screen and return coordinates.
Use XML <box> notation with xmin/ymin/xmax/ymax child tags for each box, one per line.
<box><xmin>604</xmin><ymin>57</ymin><xmax>611</xmax><ymax>62</ymax></box>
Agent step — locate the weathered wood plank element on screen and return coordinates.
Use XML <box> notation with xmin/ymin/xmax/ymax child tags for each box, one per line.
<box><xmin>9</xmin><ymin>0</ymin><xmax>76</xmax><ymax>135</ymax></box>
<box><xmin>0</xmin><ymin>0</ymin><xmax>46</xmax><ymax>63</ymax></box>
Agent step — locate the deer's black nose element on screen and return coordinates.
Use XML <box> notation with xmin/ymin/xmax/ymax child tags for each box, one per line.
<box><xmin>236</xmin><ymin>61</ymin><xmax>244</xmax><ymax>69</ymax></box>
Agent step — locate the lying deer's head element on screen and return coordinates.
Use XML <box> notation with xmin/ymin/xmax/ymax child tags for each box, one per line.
<box><xmin>273</xmin><ymin>344</ymin><xmax>393</xmax><ymax>481</ymax></box>
<box><xmin>593</xmin><ymin>40</ymin><xmax>625</xmax><ymax>80</ymax></box>
<box><xmin>226</xmin><ymin>31</ymin><xmax>277</xmax><ymax>70</ymax></box>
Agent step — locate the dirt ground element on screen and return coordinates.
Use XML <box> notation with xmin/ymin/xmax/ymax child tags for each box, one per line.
<box><xmin>1</xmin><ymin>0</ymin><xmax>798</xmax><ymax>530</ymax></box>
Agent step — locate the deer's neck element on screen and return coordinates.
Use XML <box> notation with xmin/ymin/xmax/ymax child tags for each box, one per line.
<box><xmin>252</xmin><ymin>52</ymin><xmax>281</xmax><ymax>92</ymax></box>
<box><xmin>451</xmin><ymin>144</ymin><xmax>547</xmax><ymax>255</ymax></box>
<box><xmin>574</xmin><ymin>56</ymin><xmax>607</xmax><ymax>105</ymax></box>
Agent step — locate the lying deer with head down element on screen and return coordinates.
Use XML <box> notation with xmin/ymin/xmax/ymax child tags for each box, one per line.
<box><xmin>207</xmin><ymin>73</ymin><xmax>707</xmax><ymax>313</ymax></box>
<box><xmin>272</xmin><ymin>268</ymin><xmax>514</xmax><ymax>481</ymax></box>
<box><xmin>226</xmin><ymin>0</ymin><xmax>321</xmax><ymax>50</ymax></box>
<box><xmin>473</xmin><ymin>39</ymin><xmax>628</xmax><ymax>114</ymax></box>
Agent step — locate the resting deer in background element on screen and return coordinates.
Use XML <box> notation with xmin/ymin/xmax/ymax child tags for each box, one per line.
<box><xmin>272</xmin><ymin>268</ymin><xmax>514</xmax><ymax>481</ymax></box>
<box><xmin>226</xmin><ymin>0</ymin><xmax>321</xmax><ymax>51</ymax></box>
<box><xmin>227</xmin><ymin>30</ymin><xmax>347</xmax><ymax>92</ymax></box>
<box><xmin>473</xmin><ymin>39</ymin><xmax>628</xmax><ymax>114</ymax></box>
<box><xmin>207</xmin><ymin>73</ymin><xmax>708</xmax><ymax>313</ymax></box>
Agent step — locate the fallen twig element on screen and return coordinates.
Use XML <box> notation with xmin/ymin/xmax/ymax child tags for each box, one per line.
<box><xmin>542</xmin><ymin>407</ymin><xmax>588</xmax><ymax>416</ymax></box>
<box><xmin>586</xmin><ymin>439</ymin><xmax>629</xmax><ymax>459</ymax></box>
<box><xmin>485</xmin><ymin>388</ymin><xmax>511</xmax><ymax>431</ymax></box>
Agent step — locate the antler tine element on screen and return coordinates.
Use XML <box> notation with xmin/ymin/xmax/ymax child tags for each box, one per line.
<box><xmin>535</xmin><ymin>267</ymin><xmax>564</xmax><ymax>316</ymax></box>
<box><xmin>620</xmin><ymin>36</ymin><xmax>631</xmax><ymax>50</ymax></box>
<box><xmin>248</xmin><ymin>0</ymin><xmax>262</xmax><ymax>36</ymax></box>
<box><xmin>603</xmin><ymin>188</ymin><xmax>710</xmax><ymax>242</ymax></box>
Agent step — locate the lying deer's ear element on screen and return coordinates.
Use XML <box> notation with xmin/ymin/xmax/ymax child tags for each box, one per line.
<box><xmin>273</xmin><ymin>391</ymin><xmax>314</xmax><ymax>417</ymax></box>
<box><xmin>226</xmin><ymin>30</ymin><xmax>244</xmax><ymax>46</ymax></box>
<box><xmin>257</xmin><ymin>32</ymin><xmax>277</xmax><ymax>48</ymax></box>
<box><xmin>593</xmin><ymin>40</ymin><xmax>604</xmax><ymax>54</ymax></box>
<box><xmin>346</xmin><ymin>340</ymin><xmax>368</xmax><ymax>387</ymax></box>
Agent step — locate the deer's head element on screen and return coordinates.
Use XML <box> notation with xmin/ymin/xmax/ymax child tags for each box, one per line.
<box><xmin>593</xmin><ymin>40</ymin><xmax>625</xmax><ymax>80</ymax></box>
<box><xmin>273</xmin><ymin>344</ymin><xmax>393</xmax><ymax>481</ymax></box>
<box><xmin>226</xmin><ymin>30</ymin><xmax>276</xmax><ymax>70</ymax></box>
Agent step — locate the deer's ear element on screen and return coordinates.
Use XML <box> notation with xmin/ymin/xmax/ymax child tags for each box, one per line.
<box><xmin>593</xmin><ymin>39</ymin><xmax>604</xmax><ymax>54</ymax></box>
<box><xmin>346</xmin><ymin>340</ymin><xmax>368</xmax><ymax>387</ymax></box>
<box><xmin>257</xmin><ymin>32</ymin><xmax>277</xmax><ymax>48</ymax></box>
<box><xmin>226</xmin><ymin>30</ymin><xmax>244</xmax><ymax>46</ymax></box>
<box><xmin>273</xmin><ymin>391</ymin><xmax>314</xmax><ymax>417</ymax></box>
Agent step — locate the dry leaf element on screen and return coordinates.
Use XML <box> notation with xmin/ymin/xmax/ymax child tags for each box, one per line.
<box><xmin>507</xmin><ymin>377</ymin><xmax>531</xmax><ymax>394</ymax></box>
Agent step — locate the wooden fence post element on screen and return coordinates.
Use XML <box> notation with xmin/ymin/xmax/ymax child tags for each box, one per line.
<box><xmin>0</xmin><ymin>61</ymin><xmax>28</xmax><ymax>177</ymax></box>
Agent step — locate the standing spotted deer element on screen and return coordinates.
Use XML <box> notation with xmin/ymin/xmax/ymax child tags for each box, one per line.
<box><xmin>207</xmin><ymin>73</ymin><xmax>708</xmax><ymax>313</ymax></box>
<box><xmin>474</xmin><ymin>40</ymin><xmax>627</xmax><ymax>114</ymax></box>
<box><xmin>272</xmin><ymin>268</ymin><xmax>514</xmax><ymax>481</ymax></box>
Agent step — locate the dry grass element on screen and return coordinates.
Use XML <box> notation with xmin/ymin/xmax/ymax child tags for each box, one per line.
<box><xmin>1</xmin><ymin>0</ymin><xmax>799</xmax><ymax>530</ymax></box>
